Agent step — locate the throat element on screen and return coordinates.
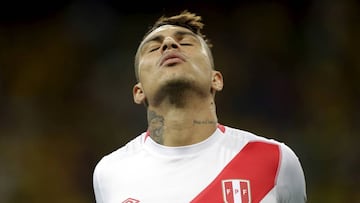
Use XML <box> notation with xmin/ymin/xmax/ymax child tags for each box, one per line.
<box><xmin>147</xmin><ymin>108</ymin><xmax>218</xmax><ymax>146</ymax></box>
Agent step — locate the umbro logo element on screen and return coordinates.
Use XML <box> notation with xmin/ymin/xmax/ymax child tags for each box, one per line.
<box><xmin>122</xmin><ymin>198</ymin><xmax>140</xmax><ymax>203</ymax></box>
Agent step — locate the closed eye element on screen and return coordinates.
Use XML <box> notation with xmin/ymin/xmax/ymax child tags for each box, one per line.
<box><xmin>149</xmin><ymin>47</ymin><xmax>160</xmax><ymax>52</ymax></box>
<box><xmin>180</xmin><ymin>43</ymin><xmax>192</xmax><ymax>46</ymax></box>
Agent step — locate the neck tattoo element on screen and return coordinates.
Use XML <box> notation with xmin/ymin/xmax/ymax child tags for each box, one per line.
<box><xmin>193</xmin><ymin>119</ymin><xmax>216</xmax><ymax>125</ymax></box>
<box><xmin>147</xmin><ymin>110</ymin><xmax>165</xmax><ymax>144</ymax></box>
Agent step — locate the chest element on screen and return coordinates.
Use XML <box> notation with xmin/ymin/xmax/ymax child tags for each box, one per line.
<box><xmin>102</xmin><ymin>141</ymin><xmax>280</xmax><ymax>203</ymax></box>
<box><xmin>106</xmin><ymin>151</ymin><xmax>231</xmax><ymax>203</ymax></box>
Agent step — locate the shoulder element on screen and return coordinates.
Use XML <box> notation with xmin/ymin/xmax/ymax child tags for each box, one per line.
<box><xmin>93</xmin><ymin>133</ymin><xmax>145</xmax><ymax>175</ymax></box>
<box><xmin>276</xmin><ymin>143</ymin><xmax>307</xmax><ymax>202</ymax></box>
<box><xmin>222</xmin><ymin>125</ymin><xmax>283</xmax><ymax>146</ymax></box>
<box><xmin>223</xmin><ymin>125</ymin><xmax>306</xmax><ymax>202</ymax></box>
<box><xmin>93</xmin><ymin>133</ymin><xmax>146</xmax><ymax>202</ymax></box>
<box><xmin>223</xmin><ymin>125</ymin><xmax>303</xmax><ymax>161</ymax></box>
<box><xmin>222</xmin><ymin>125</ymin><xmax>304</xmax><ymax>173</ymax></box>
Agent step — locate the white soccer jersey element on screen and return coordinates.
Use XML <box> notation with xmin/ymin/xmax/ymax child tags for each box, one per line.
<box><xmin>93</xmin><ymin>125</ymin><xmax>306</xmax><ymax>203</ymax></box>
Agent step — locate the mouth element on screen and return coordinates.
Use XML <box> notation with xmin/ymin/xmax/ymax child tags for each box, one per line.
<box><xmin>159</xmin><ymin>52</ymin><xmax>186</xmax><ymax>67</ymax></box>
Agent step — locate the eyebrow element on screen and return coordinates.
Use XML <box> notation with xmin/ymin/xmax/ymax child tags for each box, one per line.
<box><xmin>141</xmin><ymin>30</ymin><xmax>198</xmax><ymax>50</ymax></box>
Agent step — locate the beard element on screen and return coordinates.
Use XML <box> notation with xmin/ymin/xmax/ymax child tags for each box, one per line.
<box><xmin>152</xmin><ymin>77</ymin><xmax>208</xmax><ymax>108</ymax></box>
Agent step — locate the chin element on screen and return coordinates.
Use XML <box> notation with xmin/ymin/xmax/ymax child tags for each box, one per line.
<box><xmin>151</xmin><ymin>76</ymin><xmax>207</xmax><ymax>107</ymax></box>
<box><xmin>164</xmin><ymin>77</ymin><xmax>193</xmax><ymax>88</ymax></box>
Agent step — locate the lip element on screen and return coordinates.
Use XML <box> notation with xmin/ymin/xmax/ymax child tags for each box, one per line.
<box><xmin>159</xmin><ymin>51</ymin><xmax>186</xmax><ymax>67</ymax></box>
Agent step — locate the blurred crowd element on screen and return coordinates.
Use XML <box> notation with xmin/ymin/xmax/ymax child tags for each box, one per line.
<box><xmin>0</xmin><ymin>0</ymin><xmax>359</xmax><ymax>202</ymax></box>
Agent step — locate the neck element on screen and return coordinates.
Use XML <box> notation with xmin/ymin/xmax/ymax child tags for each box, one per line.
<box><xmin>147</xmin><ymin>96</ymin><xmax>218</xmax><ymax>146</ymax></box>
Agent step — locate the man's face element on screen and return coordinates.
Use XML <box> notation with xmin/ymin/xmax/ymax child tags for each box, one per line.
<box><xmin>134</xmin><ymin>25</ymin><xmax>216</xmax><ymax>105</ymax></box>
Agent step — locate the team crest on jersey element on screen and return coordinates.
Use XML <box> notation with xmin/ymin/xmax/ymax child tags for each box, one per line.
<box><xmin>222</xmin><ymin>179</ymin><xmax>251</xmax><ymax>203</ymax></box>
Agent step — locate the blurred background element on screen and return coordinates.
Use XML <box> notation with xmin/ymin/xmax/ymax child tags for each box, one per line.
<box><xmin>0</xmin><ymin>0</ymin><xmax>359</xmax><ymax>202</ymax></box>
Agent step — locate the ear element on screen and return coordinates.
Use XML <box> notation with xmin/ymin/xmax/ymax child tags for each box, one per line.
<box><xmin>133</xmin><ymin>83</ymin><xmax>146</xmax><ymax>104</ymax></box>
<box><xmin>211</xmin><ymin>70</ymin><xmax>224</xmax><ymax>92</ymax></box>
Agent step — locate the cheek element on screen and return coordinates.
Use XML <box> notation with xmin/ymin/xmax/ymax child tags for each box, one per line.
<box><xmin>138</xmin><ymin>56</ymin><xmax>156</xmax><ymax>80</ymax></box>
<box><xmin>199</xmin><ymin>42</ymin><xmax>213</xmax><ymax>64</ymax></box>
<box><xmin>193</xmin><ymin>46</ymin><xmax>212</xmax><ymax>69</ymax></box>
<box><xmin>192</xmin><ymin>54</ymin><xmax>212</xmax><ymax>75</ymax></box>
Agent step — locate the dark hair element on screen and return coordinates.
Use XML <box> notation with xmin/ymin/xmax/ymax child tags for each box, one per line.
<box><xmin>145</xmin><ymin>10</ymin><xmax>212</xmax><ymax>48</ymax></box>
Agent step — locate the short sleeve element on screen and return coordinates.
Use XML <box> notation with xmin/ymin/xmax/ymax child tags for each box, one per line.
<box><xmin>93</xmin><ymin>159</ymin><xmax>105</xmax><ymax>203</ymax></box>
<box><xmin>276</xmin><ymin>143</ymin><xmax>307</xmax><ymax>203</ymax></box>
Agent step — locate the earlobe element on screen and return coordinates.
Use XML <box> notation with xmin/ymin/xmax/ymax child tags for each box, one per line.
<box><xmin>212</xmin><ymin>71</ymin><xmax>224</xmax><ymax>91</ymax></box>
<box><xmin>133</xmin><ymin>83</ymin><xmax>146</xmax><ymax>104</ymax></box>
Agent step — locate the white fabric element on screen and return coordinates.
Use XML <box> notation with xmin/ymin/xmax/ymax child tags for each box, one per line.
<box><xmin>93</xmin><ymin>125</ymin><xmax>306</xmax><ymax>203</ymax></box>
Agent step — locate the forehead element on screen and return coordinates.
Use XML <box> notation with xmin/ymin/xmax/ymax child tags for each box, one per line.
<box><xmin>146</xmin><ymin>25</ymin><xmax>194</xmax><ymax>40</ymax></box>
<box><xmin>139</xmin><ymin>25</ymin><xmax>200</xmax><ymax>48</ymax></box>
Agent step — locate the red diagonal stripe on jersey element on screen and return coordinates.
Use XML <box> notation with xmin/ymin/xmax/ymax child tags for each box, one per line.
<box><xmin>190</xmin><ymin>141</ymin><xmax>280</xmax><ymax>203</ymax></box>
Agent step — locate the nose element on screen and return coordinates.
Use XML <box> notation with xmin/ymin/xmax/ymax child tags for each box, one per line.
<box><xmin>161</xmin><ymin>37</ymin><xmax>179</xmax><ymax>53</ymax></box>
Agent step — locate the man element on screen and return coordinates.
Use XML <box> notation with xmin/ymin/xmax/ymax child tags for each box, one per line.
<box><xmin>93</xmin><ymin>10</ymin><xmax>306</xmax><ymax>203</ymax></box>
